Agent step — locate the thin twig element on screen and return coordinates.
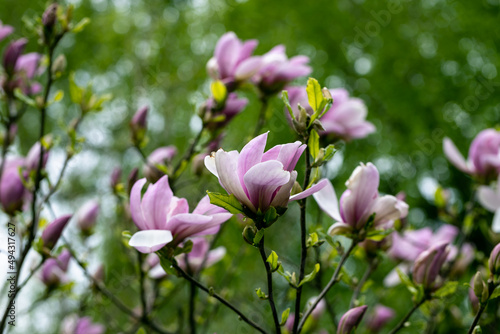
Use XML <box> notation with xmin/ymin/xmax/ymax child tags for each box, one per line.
<box><xmin>170</xmin><ymin>260</ymin><xmax>268</xmax><ymax>334</ymax></box>
<box><xmin>388</xmin><ymin>297</ymin><xmax>427</xmax><ymax>334</ymax></box>
<box><xmin>297</xmin><ymin>241</ymin><xmax>357</xmax><ymax>333</ymax></box>
<box><xmin>349</xmin><ymin>257</ymin><xmax>379</xmax><ymax>309</ymax></box>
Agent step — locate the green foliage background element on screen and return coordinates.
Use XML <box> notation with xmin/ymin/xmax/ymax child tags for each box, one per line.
<box><xmin>2</xmin><ymin>0</ymin><xmax>500</xmax><ymax>333</ymax></box>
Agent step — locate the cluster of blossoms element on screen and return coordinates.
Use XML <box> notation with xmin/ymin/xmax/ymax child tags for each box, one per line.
<box><xmin>4</xmin><ymin>4</ymin><xmax>500</xmax><ymax>332</ymax></box>
<box><xmin>444</xmin><ymin>128</ymin><xmax>500</xmax><ymax>231</ymax></box>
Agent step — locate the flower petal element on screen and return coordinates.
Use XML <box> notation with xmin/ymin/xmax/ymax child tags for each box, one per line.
<box><xmin>214</xmin><ymin>149</ymin><xmax>255</xmax><ymax>211</ymax></box>
<box><xmin>129</xmin><ymin>179</ymin><xmax>148</xmax><ymax>230</ymax></box>
<box><xmin>237</xmin><ymin>132</ymin><xmax>268</xmax><ymax>181</ymax></box>
<box><xmin>129</xmin><ymin>230</ymin><xmax>173</xmax><ymax>253</ymax></box>
<box><xmin>443</xmin><ymin>137</ymin><xmax>471</xmax><ymax>173</ymax></box>
<box><xmin>290</xmin><ymin>178</ymin><xmax>329</xmax><ymax>201</ymax></box>
<box><xmin>312</xmin><ymin>179</ymin><xmax>341</xmax><ymax>221</ymax></box>
<box><xmin>478</xmin><ymin>185</ymin><xmax>500</xmax><ymax>212</ymax></box>
<box><xmin>204</xmin><ymin>154</ymin><xmax>218</xmax><ymax>177</ymax></box>
<box><xmin>141</xmin><ymin>176</ymin><xmax>173</xmax><ymax>230</ymax></box>
<box><xmin>243</xmin><ymin>160</ymin><xmax>290</xmax><ymax>212</ymax></box>
<box><xmin>493</xmin><ymin>209</ymin><xmax>500</xmax><ymax>233</ymax></box>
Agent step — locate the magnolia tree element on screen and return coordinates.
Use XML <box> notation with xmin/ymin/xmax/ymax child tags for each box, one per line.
<box><xmin>1</xmin><ymin>3</ymin><xmax>500</xmax><ymax>334</ymax></box>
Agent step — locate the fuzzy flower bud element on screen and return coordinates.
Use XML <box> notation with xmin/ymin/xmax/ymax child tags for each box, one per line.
<box><xmin>76</xmin><ymin>200</ymin><xmax>100</xmax><ymax>233</ymax></box>
<box><xmin>489</xmin><ymin>243</ymin><xmax>500</xmax><ymax>278</ymax></box>
<box><xmin>42</xmin><ymin>3</ymin><xmax>58</xmax><ymax>29</ymax></box>
<box><xmin>412</xmin><ymin>243</ymin><xmax>449</xmax><ymax>291</ymax></box>
<box><xmin>3</xmin><ymin>39</ymin><xmax>27</xmax><ymax>76</ymax></box>
<box><xmin>130</xmin><ymin>106</ymin><xmax>148</xmax><ymax>145</ymax></box>
<box><xmin>337</xmin><ymin>305</ymin><xmax>368</xmax><ymax>334</ymax></box>
<box><xmin>41</xmin><ymin>214</ymin><xmax>72</xmax><ymax>250</ymax></box>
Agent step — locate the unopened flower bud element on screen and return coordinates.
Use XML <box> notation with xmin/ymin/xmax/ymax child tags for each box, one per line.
<box><xmin>242</xmin><ymin>225</ymin><xmax>258</xmax><ymax>246</ymax></box>
<box><xmin>41</xmin><ymin>214</ymin><xmax>72</xmax><ymax>250</ymax></box>
<box><xmin>25</xmin><ymin>142</ymin><xmax>49</xmax><ymax>173</ymax></box>
<box><xmin>366</xmin><ymin>305</ymin><xmax>395</xmax><ymax>332</ymax></box>
<box><xmin>52</xmin><ymin>54</ymin><xmax>67</xmax><ymax>77</ymax></box>
<box><xmin>42</xmin><ymin>3</ymin><xmax>58</xmax><ymax>29</ymax></box>
<box><xmin>413</xmin><ymin>243</ymin><xmax>449</xmax><ymax>291</ymax></box>
<box><xmin>143</xmin><ymin>146</ymin><xmax>176</xmax><ymax>183</ymax></box>
<box><xmin>469</xmin><ymin>276</ymin><xmax>480</xmax><ymax>313</ymax></box>
<box><xmin>127</xmin><ymin>168</ymin><xmax>139</xmax><ymax>196</ymax></box>
<box><xmin>3</xmin><ymin>39</ymin><xmax>27</xmax><ymax>76</ymax></box>
<box><xmin>473</xmin><ymin>272</ymin><xmax>486</xmax><ymax>302</ymax></box>
<box><xmin>130</xmin><ymin>106</ymin><xmax>148</xmax><ymax>145</ymax></box>
<box><xmin>488</xmin><ymin>243</ymin><xmax>500</xmax><ymax>278</ymax></box>
<box><xmin>337</xmin><ymin>305</ymin><xmax>368</xmax><ymax>334</ymax></box>
<box><xmin>0</xmin><ymin>166</ymin><xmax>25</xmax><ymax>215</ymax></box>
<box><xmin>110</xmin><ymin>167</ymin><xmax>122</xmax><ymax>191</ymax></box>
<box><xmin>77</xmin><ymin>200</ymin><xmax>99</xmax><ymax>233</ymax></box>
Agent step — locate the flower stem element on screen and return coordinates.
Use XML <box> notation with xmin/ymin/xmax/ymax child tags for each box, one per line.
<box><xmin>170</xmin><ymin>261</ymin><xmax>268</xmax><ymax>334</ymax></box>
<box><xmin>257</xmin><ymin>235</ymin><xmax>281</xmax><ymax>333</ymax></box>
<box><xmin>297</xmin><ymin>240</ymin><xmax>357</xmax><ymax>333</ymax></box>
<box><xmin>467</xmin><ymin>303</ymin><xmax>486</xmax><ymax>334</ymax></box>
<box><xmin>292</xmin><ymin>143</ymin><xmax>311</xmax><ymax>334</ymax></box>
<box><xmin>388</xmin><ymin>297</ymin><xmax>427</xmax><ymax>334</ymax></box>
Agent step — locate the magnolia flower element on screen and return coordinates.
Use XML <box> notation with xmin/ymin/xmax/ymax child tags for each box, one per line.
<box><xmin>477</xmin><ymin>176</ymin><xmax>500</xmax><ymax>233</ymax></box>
<box><xmin>443</xmin><ymin>129</ymin><xmax>500</xmax><ymax>178</ymax></box>
<box><xmin>61</xmin><ymin>315</ymin><xmax>105</xmax><ymax>334</ymax></box>
<box><xmin>76</xmin><ymin>200</ymin><xmax>100</xmax><ymax>233</ymax></box>
<box><xmin>313</xmin><ymin>163</ymin><xmax>408</xmax><ymax>236</ymax></box>
<box><xmin>366</xmin><ymin>305</ymin><xmax>395</xmax><ymax>332</ymax></box>
<box><xmin>413</xmin><ymin>243</ymin><xmax>449</xmax><ymax>290</ymax></box>
<box><xmin>204</xmin><ymin>132</ymin><xmax>327</xmax><ymax>215</ymax></box>
<box><xmin>388</xmin><ymin>224</ymin><xmax>458</xmax><ymax>262</ymax></box>
<box><xmin>129</xmin><ymin>175</ymin><xmax>232</xmax><ymax>253</ymax></box>
<box><xmin>489</xmin><ymin>243</ymin><xmax>500</xmax><ymax>277</ymax></box>
<box><xmin>25</xmin><ymin>142</ymin><xmax>49</xmax><ymax>172</ymax></box>
<box><xmin>130</xmin><ymin>106</ymin><xmax>148</xmax><ymax>144</ymax></box>
<box><xmin>0</xmin><ymin>158</ymin><xmax>25</xmax><ymax>215</ymax></box>
<box><xmin>40</xmin><ymin>249</ymin><xmax>71</xmax><ymax>287</ymax></box>
<box><xmin>2</xmin><ymin>39</ymin><xmax>42</xmax><ymax>96</ymax></box>
<box><xmin>337</xmin><ymin>305</ymin><xmax>368</xmax><ymax>334</ymax></box>
<box><xmin>287</xmin><ymin>86</ymin><xmax>375</xmax><ymax>141</ymax></box>
<box><xmin>147</xmin><ymin>237</ymin><xmax>226</xmax><ymax>279</ymax></box>
<box><xmin>253</xmin><ymin>46</ymin><xmax>311</xmax><ymax>95</ymax></box>
<box><xmin>143</xmin><ymin>146</ymin><xmax>177</xmax><ymax>183</ymax></box>
<box><xmin>41</xmin><ymin>214</ymin><xmax>73</xmax><ymax>250</ymax></box>
<box><xmin>0</xmin><ymin>20</ymin><xmax>14</xmax><ymax>42</ymax></box>
<box><xmin>207</xmin><ymin>32</ymin><xmax>262</xmax><ymax>87</ymax></box>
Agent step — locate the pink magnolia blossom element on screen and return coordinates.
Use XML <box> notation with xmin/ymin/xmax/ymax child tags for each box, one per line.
<box><xmin>477</xmin><ymin>176</ymin><xmax>500</xmax><ymax>233</ymax></box>
<box><xmin>489</xmin><ymin>243</ymin><xmax>500</xmax><ymax>277</ymax></box>
<box><xmin>412</xmin><ymin>243</ymin><xmax>450</xmax><ymax>290</ymax></box>
<box><xmin>388</xmin><ymin>224</ymin><xmax>458</xmax><ymax>262</ymax></box>
<box><xmin>143</xmin><ymin>146</ymin><xmax>177</xmax><ymax>183</ymax></box>
<box><xmin>2</xmin><ymin>39</ymin><xmax>42</xmax><ymax>95</ymax></box>
<box><xmin>366</xmin><ymin>305</ymin><xmax>395</xmax><ymax>332</ymax></box>
<box><xmin>61</xmin><ymin>315</ymin><xmax>105</xmax><ymax>334</ymax></box>
<box><xmin>40</xmin><ymin>249</ymin><xmax>71</xmax><ymax>287</ymax></box>
<box><xmin>128</xmin><ymin>175</ymin><xmax>232</xmax><ymax>253</ymax></box>
<box><xmin>207</xmin><ymin>32</ymin><xmax>262</xmax><ymax>88</ymax></box>
<box><xmin>204</xmin><ymin>132</ymin><xmax>327</xmax><ymax>214</ymax></box>
<box><xmin>443</xmin><ymin>129</ymin><xmax>500</xmax><ymax>178</ymax></box>
<box><xmin>0</xmin><ymin>20</ymin><xmax>14</xmax><ymax>42</ymax></box>
<box><xmin>41</xmin><ymin>214</ymin><xmax>73</xmax><ymax>250</ymax></box>
<box><xmin>253</xmin><ymin>46</ymin><xmax>311</xmax><ymax>95</ymax></box>
<box><xmin>313</xmin><ymin>163</ymin><xmax>408</xmax><ymax>235</ymax></box>
<box><xmin>0</xmin><ymin>158</ymin><xmax>25</xmax><ymax>215</ymax></box>
<box><xmin>76</xmin><ymin>200</ymin><xmax>100</xmax><ymax>232</ymax></box>
<box><xmin>287</xmin><ymin>86</ymin><xmax>375</xmax><ymax>141</ymax></box>
<box><xmin>337</xmin><ymin>305</ymin><xmax>368</xmax><ymax>334</ymax></box>
<box><xmin>25</xmin><ymin>142</ymin><xmax>49</xmax><ymax>173</ymax></box>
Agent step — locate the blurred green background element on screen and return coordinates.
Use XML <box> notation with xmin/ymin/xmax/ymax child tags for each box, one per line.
<box><xmin>2</xmin><ymin>0</ymin><xmax>500</xmax><ymax>332</ymax></box>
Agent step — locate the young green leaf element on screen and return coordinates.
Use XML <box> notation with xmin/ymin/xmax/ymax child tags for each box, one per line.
<box><xmin>267</xmin><ymin>251</ymin><xmax>279</xmax><ymax>272</ymax></box>
<box><xmin>433</xmin><ymin>281</ymin><xmax>459</xmax><ymax>298</ymax></box>
<box><xmin>211</xmin><ymin>80</ymin><xmax>227</xmax><ymax>104</ymax></box>
<box><xmin>306</xmin><ymin>78</ymin><xmax>324</xmax><ymax>112</ymax></box>
<box><xmin>298</xmin><ymin>263</ymin><xmax>320</xmax><ymax>287</ymax></box>
<box><xmin>282</xmin><ymin>90</ymin><xmax>295</xmax><ymax>120</ymax></box>
<box><xmin>280</xmin><ymin>308</ymin><xmax>290</xmax><ymax>326</ymax></box>
<box><xmin>207</xmin><ymin>192</ymin><xmax>243</xmax><ymax>214</ymax></box>
<box><xmin>255</xmin><ymin>287</ymin><xmax>268</xmax><ymax>300</ymax></box>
